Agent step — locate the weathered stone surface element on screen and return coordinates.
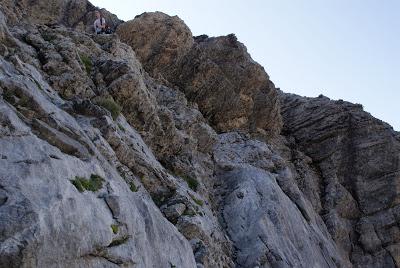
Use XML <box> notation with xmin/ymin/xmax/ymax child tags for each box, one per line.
<box><xmin>280</xmin><ymin>92</ymin><xmax>400</xmax><ymax>267</ymax></box>
<box><xmin>117</xmin><ymin>12</ymin><xmax>282</xmax><ymax>135</ymax></box>
<box><xmin>1</xmin><ymin>0</ymin><xmax>121</xmax><ymax>32</ymax></box>
<box><xmin>0</xmin><ymin>17</ymin><xmax>196</xmax><ymax>266</ymax></box>
<box><xmin>116</xmin><ymin>12</ymin><xmax>194</xmax><ymax>78</ymax></box>
<box><xmin>0</xmin><ymin>97</ymin><xmax>197</xmax><ymax>267</ymax></box>
<box><xmin>162</xmin><ymin>203</ymin><xmax>186</xmax><ymax>222</ymax></box>
<box><xmin>1</xmin><ymin>2</ymin><xmax>400</xmax><ymax>268</ymax></box>
<box><xmin>213</xmin><ymin>132</ymin><xmax>347</xmax><ymax>267</ymax></box>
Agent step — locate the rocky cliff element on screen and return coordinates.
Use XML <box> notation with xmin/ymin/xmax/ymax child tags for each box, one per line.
<box><xmin>0</xmin><ymin>1</ymin><xmax>399</xmax><ymax>267</ymax></box>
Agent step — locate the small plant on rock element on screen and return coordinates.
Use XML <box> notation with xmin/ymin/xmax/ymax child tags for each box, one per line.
<box><xmin>71</xmin><ymin>177</ymin><xmax>85</xmax><ymax>192</ymax></box>
<box><xmin>183</xmin><ymin>175</ymin><xmax>199</xmax><ymax>192</ymax></box>
<box><xmin>182</xmin><ymin>208</ymin><xmax>196</xmax><ymax>217</ymax></box>
<box><xmin>129</xmin><ymin>181</ymin><xmax>138</xmax><ymax>192</ymax></box>
<box><xmin>70</xmin><ymin>174</ymin><xmax>104</xmax><ymax>192</ymax></box>
<box><xmin>189</xmin><ymin>193</ymin><xmax>204</xmax><ymax>207</ymax></box>
<box><xmin>117</xmin><ymin>123</ymin><xmax>126</xmax><ymax>132</ymax></box>
<box><xmin>111</xmin><ymin>224</ymin><xmax>119</xmax><ymax>234</ymax></box>
<box><xmin>108</xmin><ymin>235</ymin><xmax>130</xmax><ymax>247</ymax></box>
<box><xmin>79</xmin><ymin>53</ymin><xmax>92</xmax><ymax>74</ymax></box>
<box><xmin>95</xmin><ymin>97</ymin><xmax>122</xmax><ymax>120</ymax></box>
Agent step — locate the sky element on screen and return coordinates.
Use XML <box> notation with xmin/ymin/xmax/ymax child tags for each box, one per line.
<box><xmin>91</xmin><ymin>0</ymin><xmax>400</xmax><ymax>131</ymax></box>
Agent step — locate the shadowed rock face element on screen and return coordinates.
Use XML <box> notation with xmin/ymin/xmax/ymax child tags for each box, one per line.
<box><xmin>280</xmin><ymin>93</ymin><xmax>400</xmax><ymax>267</ymax></box>
<box><xmin>118</xmin><ymin>12</ymin><xmax>282</xmax><ymax>136</ymax></box>
<box><xmin>1</xmin><ymin>1</ymin><xmax>400</xmax><ymax>268</ymax></box>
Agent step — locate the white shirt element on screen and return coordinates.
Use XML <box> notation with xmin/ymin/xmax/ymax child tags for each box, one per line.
<box><xmin>94</xmin><ymin>18</ymin><xmax>106</xmax><ymax>33</ymax></box>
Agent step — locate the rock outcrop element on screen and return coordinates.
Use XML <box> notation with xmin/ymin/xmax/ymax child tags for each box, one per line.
<box><xmin>117</xmin><ymin>13</ymin><xmax>282</xmax><ymax>136</ymax></box>
<box><xmin>116</xmin><ymin>12</ymin><xmax>193</xmax><ymax>78</ymax></box>
<box><xmin>1</xmin><ymin>0</ymin><xmax>121</xmax><ymax>31</ymax></box>
<box><xmin>1</xmin><ymin>1</ymin><xmax>399</xmax><ymax>268</ymax></box>
<box><xmin>280</xmin><ymin>93</ymin><xmax>400</xmax><ymax>267</ymax></box>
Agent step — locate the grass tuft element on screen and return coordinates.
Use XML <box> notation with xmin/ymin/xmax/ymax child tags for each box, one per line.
<box><xmin>108</xmin><ymin>235</ymin><xmax>129</xmax><ymax>247</ymax></box>
<box><xmin>70</xmin><ymin>174</ymin><xmax>104</xmax><ymax>192</ymax></box>
<box><xmin>129</xmin><ymin>181</ymin><xmax>138</xmax><ymax>192</ymax></box>
<box><xmin>117</xmin><ymin>123</ymin><xmax>125</xmax><ymax>132</ymax></box>
<box><xmin>189</xmin><ymin>193</ymin><xmax>204</xmax><ymax>207</ymax></box>
<box><xmin>71</xmin><ymin>178</ymin><xmax>85</xmax><ymax>192</ymax></box>
<box><xmin>79</xmin><ymin>53</ymin><xmax>92</xmax><ymax>74</ymax></box>
<box><xmin>183</xmin><ymin>175</ymin><xmax>199</xmax><ymax>192</ymax></box>
<box><xmin>111</xmin><ymin>224</ymin><xmax>119</xmax><ymax>234</ymax></box>
<box><xmin>96</xmin><ymin>97</ymin><xmax>122</xmax><ymax>120</ymax></box>
<box><xmin>182</xmin><ymin>208</ymin><xmax>196</xmax><ymax>217</ymax></box>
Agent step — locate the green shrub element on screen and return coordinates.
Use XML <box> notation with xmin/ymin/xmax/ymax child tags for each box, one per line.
<box><xmin>117</xmin><ymin>123</ymin><xmax>125</xmax><ymax>132</ymax></box>
<box><xmin>108</xmin><ymin>235</ymin><xmax>129</xmax><ymax>247</ymax></box>
<box><xmin>189</xmin><ymin>193</ymin><xmax>204</xmax><ymax>207</ymax></box>
<box><xmin>71</xmin><ymin>177</ymin><xmax>85</xmax><ymax>192</ymax></box>
<box><xmin>70</xmin><ymin>174</ymin><xmax>104</xmax><ymax>192</ymax></box>
<box><xmin>182</xmin><ymin>208</ymin><xmax>196</xmax><ymax>217</ymax></box>
<box><xmin>183</xmin><ymin>175</ymin><xmax>199</xmax><ymax>192</ymax></box>
<box><xmin>111</xmin><ymin>224</ymin><xmax>119</xmax><ymax>234</ymax></box>
<box><xmin>129</xmin><ymin>182</ymin><xmax>138</xmax><ymax>192</ymax></box>
<box><xmin>79</xmin><ymin>53</ymin><xmax>92</xmax><ymax>74</ymax></box>
<box><xmin>88</xmin><ymin>174</ymin><xmax>104</xmax><ymax>191</ymax></box>
<box><xmin>96</xmin><ymin>97</ymin><xmax>122</xmax><ymax>120</ymax></box>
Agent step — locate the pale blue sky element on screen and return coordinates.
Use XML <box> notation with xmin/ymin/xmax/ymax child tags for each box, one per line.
<box><xmin>91</xmin><ymin>0</ymin><xmax>400</xmax><ymax>130</ymax></box>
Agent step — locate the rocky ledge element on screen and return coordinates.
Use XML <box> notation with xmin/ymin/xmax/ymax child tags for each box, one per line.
<box><xmin>0</xmin><ymin>1</ymin><xmax>399</xmax><ymax>267</ymax></box>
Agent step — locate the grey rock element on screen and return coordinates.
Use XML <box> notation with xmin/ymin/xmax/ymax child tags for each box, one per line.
<box><xmin>214</xmin><ymin>133</ymin><xmax>346</xmax><ymax>267</ymax></box>
<box><xmin>0</xmin><ymin>19</ymin><xmax>196</xmax><ymax>266</ymax></box>
<box><xmin>280</xmin><ymin>92</ymin><xmax>400</xmax><ymax>267</ymax></box>
<box><xmin>162</xmin><ymin>203</ymin><xmax>186</xmax><ymax>222</ymax></box>
<box><xmin>1</xmin><ymin>3</ymin><xmax>400</xmax><ymax>268</ymax></box>
<box><xmin>104</xmin><ymin>195</ymin><xmax>121</xmax><ymax>219</ymax></box>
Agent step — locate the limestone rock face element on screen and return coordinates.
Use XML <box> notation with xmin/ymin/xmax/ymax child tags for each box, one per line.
<box><xmin>175</xmin><ymin>35</ymin><xmax>282</xmax><ymax>135</ymax></box>
<box><xmin>1</xmin><ymin>1</ymin><xmax>400</xmax><ymax>268</ymax></box>
<box><xmin>213</xmin><ymin>132</ymin><xmax>346</xmax><ymax>267</ymax></box>
<box><xmin>116</xmin><ymin>12</ymin><xmax>194</xmax><ymax>78</ymax></box>
<box><xmin>280</xmin><ymin>93</ymin><xmax>400</xmax><ymax>267</ymax></box>
<box><xmin>0</xmin><ymin>38</ymin><xmax>196</xmax><ymax>268</ymax></box>
<box><xmin>117</xmin><ymin>12</ymin><xmax>282</xmax><ymax>135</ymax></box>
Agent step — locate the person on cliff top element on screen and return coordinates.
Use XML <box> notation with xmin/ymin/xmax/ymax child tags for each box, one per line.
<box><xmin>94</xmin><ymin>10</ymin><xmax>106</xmax><ymax>34</ymax></box>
